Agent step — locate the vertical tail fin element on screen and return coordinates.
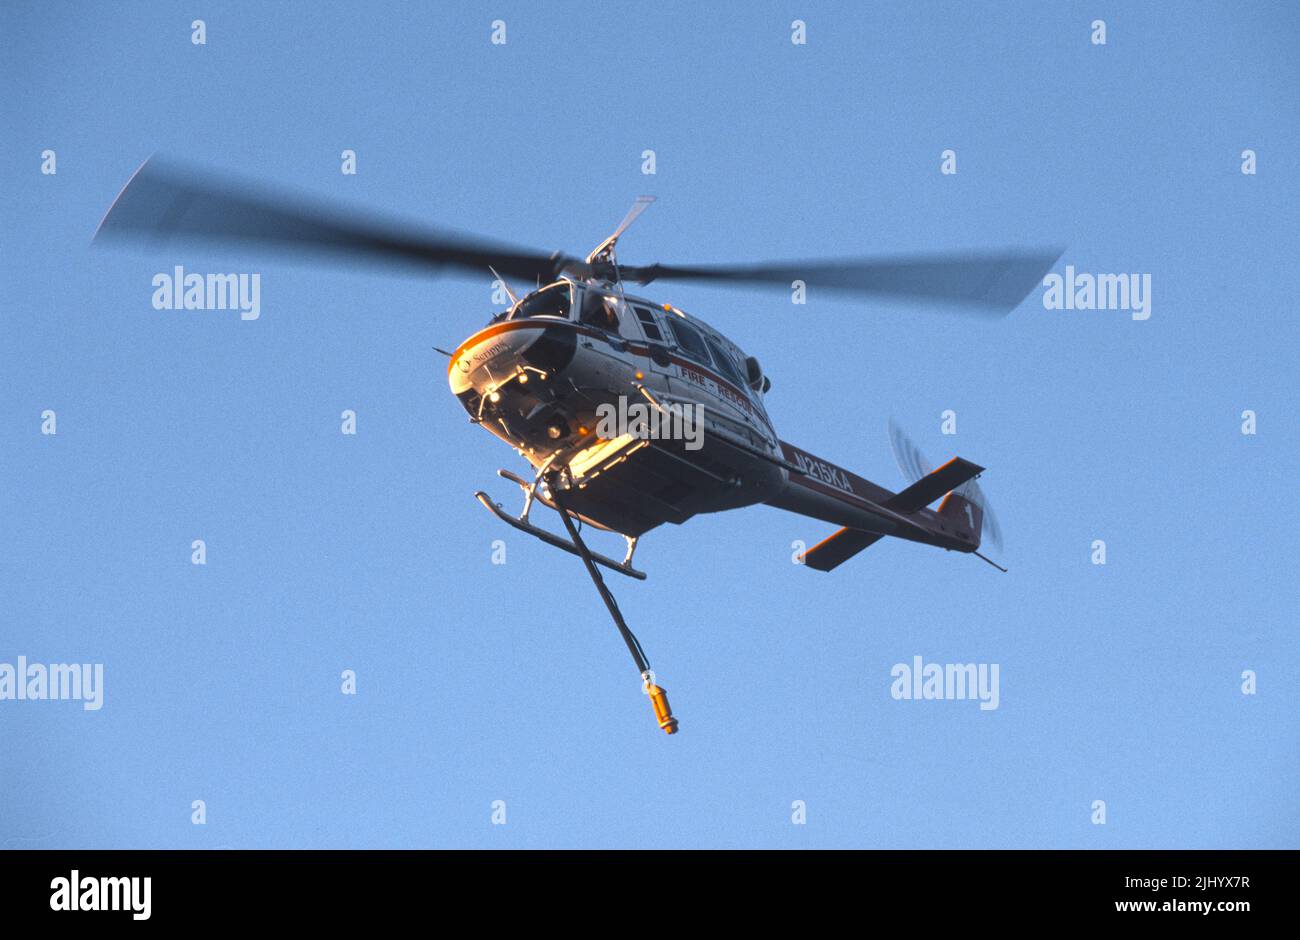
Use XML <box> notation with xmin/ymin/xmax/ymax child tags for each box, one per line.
<box><xmin>938</xmin><ymin>487</ymin><xmax>982</xmax><ymax>548</ymax></box>
<box><xmin>890</xmin><ymin>419</ymin><xmax>1004</xmax><ymax>555</ymax></box>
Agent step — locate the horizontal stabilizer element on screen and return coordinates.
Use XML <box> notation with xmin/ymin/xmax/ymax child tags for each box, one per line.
<box><xmin>800</xmin><ymin>528</ymin><xmax>884</xmax><ymax>572</ymax></box>
<box><xmin>883</xmin><ymin>456</ymin><xmax>983</xmax><ymax>514</ymax></box>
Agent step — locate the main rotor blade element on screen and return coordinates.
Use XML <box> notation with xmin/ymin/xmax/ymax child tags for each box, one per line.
<box><xmin>610</xmin><ymin>195</ymin><xmax>655</xmax><ymax>242</ymax></box>
<box><xmin>94</xmin><ymin>157</ymin><xmax>586</xmax><ymax>284</ymax></box>
<box><xmin>624</xmin><ymin>248</ymin><xmax>1062</xmax><ymax>314</ymax></box>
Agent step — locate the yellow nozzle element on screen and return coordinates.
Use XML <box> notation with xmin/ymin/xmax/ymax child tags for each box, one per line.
<box><xmin>647</xmin><ymin>684</ymin><xmax>679</xmax><ymax>735</ymax></box>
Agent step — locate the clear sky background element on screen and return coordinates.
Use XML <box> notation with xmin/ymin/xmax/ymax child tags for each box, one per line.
<box><xmin>2</xmin><ymin>1</ymin><xmax>1296</xmax><ymax>848</ymax></box>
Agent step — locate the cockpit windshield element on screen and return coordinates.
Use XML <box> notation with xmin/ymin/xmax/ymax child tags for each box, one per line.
<box><xmin>510</xmin><ymin>282</ymin><xmax>572</xmax><ymax>320</ymax></box>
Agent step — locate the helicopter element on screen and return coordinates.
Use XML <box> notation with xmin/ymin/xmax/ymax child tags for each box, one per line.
<box><xmin>95</xmin><ymin>158</ymin><xmax>1059</xmax><ymax>735</ymax></box>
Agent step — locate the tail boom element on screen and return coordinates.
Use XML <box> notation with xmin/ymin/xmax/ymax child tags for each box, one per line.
<box><xmin>771</xmin><ymin>440</ymin><xmax>985</xmax><ymax>570</ymax></box>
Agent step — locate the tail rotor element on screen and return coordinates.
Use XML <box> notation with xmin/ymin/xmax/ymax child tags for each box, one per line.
<box><xmin>887</xmin><ymin>419</ymin><xmax>1004</xmax><ymax>554</ymax></box>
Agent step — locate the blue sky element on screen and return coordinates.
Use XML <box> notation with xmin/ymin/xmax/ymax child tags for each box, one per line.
<box><xmin>2</xmin><ymin>1</ymin><xmax>1296</xmax><ymax>848</ymax></box>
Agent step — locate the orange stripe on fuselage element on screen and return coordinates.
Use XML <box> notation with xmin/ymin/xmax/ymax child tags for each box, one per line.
<box><xmin>446</xmin><ymin>319</ymin><xmax>585</xmax><ymax>375</ymax></box>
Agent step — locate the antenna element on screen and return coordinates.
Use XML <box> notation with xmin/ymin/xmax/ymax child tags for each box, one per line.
<box><xmin>973</xmin><ymin>551</ymin><xmax>1008</xmax><ymax>573</ymax></box>
<box><xmin>489</xmin><ymin>266</ymin><xmax>519</xmax><ymax>306</ymax></box>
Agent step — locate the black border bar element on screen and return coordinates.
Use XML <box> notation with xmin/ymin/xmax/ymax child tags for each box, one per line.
<box><xmin>0</xmin><ymin>849</ymin><xmax>1287</xmax><ymax>925</ymax></box>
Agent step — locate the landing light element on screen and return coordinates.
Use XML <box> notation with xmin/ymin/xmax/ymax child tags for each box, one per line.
<box><xmin>489</xmin><ymin>391</ymin><xmax>501</xmax><ymax>403</ymax></box>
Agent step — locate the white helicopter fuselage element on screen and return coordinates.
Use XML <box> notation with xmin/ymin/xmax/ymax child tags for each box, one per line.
<box><xmin>447</xmin><ymin>278</ymin><xmax>788</xmax><ymax>536</ymax></box>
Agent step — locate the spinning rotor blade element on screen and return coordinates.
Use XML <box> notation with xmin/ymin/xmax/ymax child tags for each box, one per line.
<box><xmin>94</xmin><ymin>157</ymin><xmax>588</xmax><ymax>284</ymax></box>
<box><xmin>888</xmin><ymin>419</ymin><xmax>1003</xmax><ymax>553</ymax></box>
<box><xmin>961</xmin><ymin>477</ymin><xmax>1004</xmax><ymax>553</ymax></box>
<box><xmin>887</xmin><ymin>419</ymin><xmax>933</xmax><ymax>485</ymax></box>
<box><xmin>624</xmin><ymin>248</ymin><xmax>1062</xmax><ymax>314</ymax></box>
<box><xmin>610</xmin><ymin>195</ymin><xmax>656</xmax><ymax>242</ymax></box>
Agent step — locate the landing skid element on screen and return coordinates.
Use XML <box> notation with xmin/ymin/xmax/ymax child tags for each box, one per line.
<box><xmin>474</xmin><ymin>469</ymin><xmax>646</xmax><ymax>580</ymax></box>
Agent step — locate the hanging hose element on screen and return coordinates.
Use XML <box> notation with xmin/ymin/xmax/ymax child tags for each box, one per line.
<box><xmin>547</xmin><ymin>473</ymin><xmax>679</xmax><ymax>735</ymax></box>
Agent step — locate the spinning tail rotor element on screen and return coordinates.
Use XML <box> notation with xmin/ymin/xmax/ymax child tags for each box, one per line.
<box><xmin>888</xmin><ymin>419</ymin><xmax>1004</xmax><ymax>556</ymax></box>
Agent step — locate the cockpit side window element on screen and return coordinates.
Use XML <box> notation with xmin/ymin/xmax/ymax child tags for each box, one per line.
<box><xmin>579</xmin><ymin>290</ymin><xmax>621</xmax><ymax>332</ymax></box>
<box><xmin>704</xmin><ymin>335</ymin><xmax>747</xmax><ymax>389</ymax></box>
<box><xmin>512</xmin><ymin>283</ymin><xmax>572</xmax><ymax>320</ymax></box>
<box><xmin>665</xmin><ymin>317</ymin><xmax>712</xmax><ymax>365</ymax></box>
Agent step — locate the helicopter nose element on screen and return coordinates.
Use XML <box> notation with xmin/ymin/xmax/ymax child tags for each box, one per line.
<box><xmin>448</xmin><ymin>323</ymin><xmax>578</xmax><ymax>396</ymax></box>
<box><xmin>517</xmin><ymin>324</ymin><xmax>578</xmax><ymax>376</ymax></box>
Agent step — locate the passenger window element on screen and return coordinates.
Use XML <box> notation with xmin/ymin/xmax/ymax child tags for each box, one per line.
<box><xmin>665</xmin><ymin>317</ymin><xmax>711</xmax><ymax>364</ymax></box>
<box><xmin>705</xmin><ymin>336</ymin><xmax>747</xmax><ymax>388</ymax></box>
<box><xmin>632</xmin><ymin>305</ymin><xmax>664</xmax><ymax>342</ymax></box>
